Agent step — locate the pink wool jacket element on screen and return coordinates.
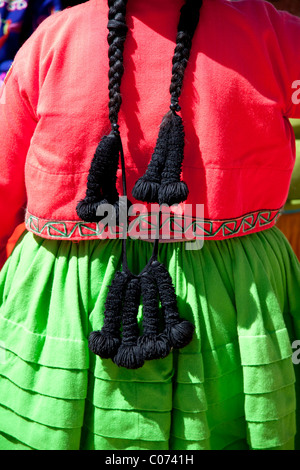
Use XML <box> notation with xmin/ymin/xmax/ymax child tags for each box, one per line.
<box><xmin>1</xmin><ymin>0</ymin><xmax>300</xmax><ymax>268</ymax></box>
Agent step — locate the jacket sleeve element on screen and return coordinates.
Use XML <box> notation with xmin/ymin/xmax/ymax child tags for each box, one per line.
<box><xmin>0</xmin><ymin>64</ymin><xmax>37</xmax><ymax>270</ymax></box>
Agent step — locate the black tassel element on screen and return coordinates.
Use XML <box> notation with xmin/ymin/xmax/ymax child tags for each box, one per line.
<box><xmin>88</xmin><ymin>271</ymin><xmax>129</xmax><ymax>359</ymax></box>
<box><xmin>132</xmin><ymin>110</ymin><xmax>188</xmax><ymax>206</ymax></box>
<box><xmin>158</xmin><ymin>111</ymin><xmax>189</xmax><ymax>206</ymax></box>
<box><xmin>151</xmin><ymin>260</ymin><xmax>194</xmax><ymax>349</ymax></box>
<box><xmin>76</xmin><ymin>131</ymin><xmax>121</xmax><ymax>222</ymax></box>
<box><xmin>113</xmin><ymin>278</ymin><xmax>145</xmax><ymax>369</ymax></box>
<box><xmin>137</xmin><ymin>271</ymin><xmax>171</xmax><ymax>360</ymax></box>
<box><xmin>132</xmin><ymin>112</ymin><xmax>174</xmax><ymax>203</ymax></box>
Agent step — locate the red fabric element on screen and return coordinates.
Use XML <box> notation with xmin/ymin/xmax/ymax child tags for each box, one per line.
<box><xmin>1</xmin><ymin>0</ymin><xmax>300</xmax><ymax>263</ymax></box>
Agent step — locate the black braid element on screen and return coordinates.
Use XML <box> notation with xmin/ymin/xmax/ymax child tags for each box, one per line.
<box><xmin>132</xmin><ymin>0</ymin><xmax>202</xmax><ymax>205</ymax></box>
<box><xmin>85</xmin><ymin>0</ymin><xmax>203</xmax><ymax>368</ymax></box>
<box><xmin>170</xmin><ymin>0</ymin><xmax>202</xmax><ymax>111</ymax></box>
<box><xmin>107</xmin><ymin>0</ymin><xmax>128</xmax><ymax>125</ymax></box>
<box><xmin>113</xmin><ymin>278</ymin><xmax>145</xmax><ymax>369</ymax></box>
<box><xmin>76</xmin><ymin>0</ymin><xmax>129</xmax><ymax>223</ymax></box>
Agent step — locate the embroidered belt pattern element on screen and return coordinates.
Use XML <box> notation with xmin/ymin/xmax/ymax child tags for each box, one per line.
<box><xmin>25</xmin><ymin>208</ymin><xmax>282</xmax><ymax>241</ymax></box>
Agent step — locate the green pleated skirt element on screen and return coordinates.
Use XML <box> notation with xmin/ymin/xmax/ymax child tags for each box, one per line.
<box><xmin>0</xmin><ymin>226</ymin><xmax>300</xmax><ymax>450</ymax></box>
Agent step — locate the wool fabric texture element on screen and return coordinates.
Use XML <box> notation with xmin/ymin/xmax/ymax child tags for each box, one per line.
<box><xmin>0</xmin><ymin>227</ymin><xmax>300</xmax><ymax>450</ymax></box>
<box><xmin>1</xmin><ymin>0</ymin><xmax>300</xmax><ymax>260</ymax></box>
<box><xmin>1</xmin><ymin>0</ymin><xmax>300</xmax><ymax>452</ymax></box>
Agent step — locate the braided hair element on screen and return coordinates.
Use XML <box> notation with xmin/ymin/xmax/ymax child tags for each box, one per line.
<box><xmin>78</xmin><ymin>0</ymin><xmax>203</xmax><ymax>369</ymax></box>
<box><xmin>76</xmin><ymin>0</ymin><xmax>129</xmax><ymax>223</ymax></box>
<box><xmin>107</xmin><ymin>0</ymin><xmax>128</xmax><ymax>126</ymax></box>
<box><xmin>132</xmin><ymin>0</ymin><xmax>202</xmax><ymax>205</ymax></box>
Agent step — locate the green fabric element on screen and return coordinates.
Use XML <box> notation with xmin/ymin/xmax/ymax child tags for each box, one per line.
<box><xmin>0</xmin><ymin>227</ymin><xmax>300</xmax><ymax>450</ymax></box>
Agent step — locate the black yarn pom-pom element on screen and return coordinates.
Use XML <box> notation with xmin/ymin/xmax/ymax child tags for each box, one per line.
<box><xmin>112</xmin><ymin>278</ymin><xmax>144</xmax><ymax>369</ymax></box>
<box><xmin>165</xmin><ymin>320</ymin><xmax>195</xmax><ymax>350</ymax></box>
<box><xmin>150</xmin><ymin>260</ymin><xmax>194</xmax><ymax>350</ymax></box>
<box><xmin>132</xmin><ymin>177</ymin><xmax>160</xmax><ymax>203</ymax></box>
<box><xmin>133</xmin><ymin>110</ymin><xmax>189</xmax><ymax>206</ymax></box>
<box><xmin>157</xmin><ymin>111</ymin><xmax>188</xmax><ymax>206</ymax></box>
<box><xmin>88</xmin><ymin>271</ymin><xmax>129</xmax><ymax>359</ymax></box>
<box><xmin>76</xmin><ymin>197</ymin><xmax>110</xmax><ymax>223</ymax></box>
<box><xmin>77</xmin><ymin>197</ymin><xmax>131</xmax><ymax>226</ymax></box>
<box><xmin>88</xmin><ymin>330</ymin><xmax>121</xmax><ymax>359</ymax></box>
<box><xmin>132</xmin><ymin>111</ymin><xmax>174</xmax><ymax>203</ymax></box>
<box><xmin>137</xmin><ymin>333</ymin><xmax>171</xmax><ymax>360</ymax></box>
<box><xmin>158</xmin><ymin>181</ymin><xmax>189</xmax><ymax>206</ymax></box>
<box><xmin>138</xmin><ymin>270</ymin><xmax>172</xmax><ymax>360</ymax></box>
<box><xmin>76</xmin><ymin>132</ymin><xmax>121</xmax><ymax>222</ymax></box>
<box><xmin>113</xmin><ymin>344</ymin><xmax>145</xmax><ymax>369</ymax></box>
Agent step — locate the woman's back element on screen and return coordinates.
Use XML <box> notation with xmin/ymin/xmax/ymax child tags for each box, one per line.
<box><xmin>1</xmin><ymin>0</ymin><xmax>300</xmax><ymax>451</ymax></box>
<box><xmin>1</xmin><ymin>0</ymin><xmax>300</xmax><ymax>248</ymax></box>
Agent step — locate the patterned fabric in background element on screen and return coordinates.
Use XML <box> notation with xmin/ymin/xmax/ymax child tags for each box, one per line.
<box><xmin>0</xmin><ymin>0</ymin><xmax>62</xmax><ymax>85</ymax></box>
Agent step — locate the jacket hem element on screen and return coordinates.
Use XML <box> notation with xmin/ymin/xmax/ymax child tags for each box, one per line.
<box><xmin>24</xmin><ymin>207</ymin><xmax>282</xmax><ymax>242</ymax></box>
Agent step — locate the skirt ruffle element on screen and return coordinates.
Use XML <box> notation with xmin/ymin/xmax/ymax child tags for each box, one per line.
<box><xmin>0</xmin><ymin>226</ymin><xmax>300</xmax><ymax>450</ymax></box>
